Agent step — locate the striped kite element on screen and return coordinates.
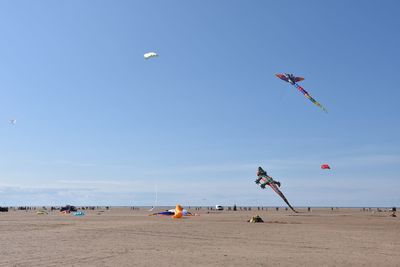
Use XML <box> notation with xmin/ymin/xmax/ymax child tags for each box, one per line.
<box><xmin>276</xmin><ymin>73</ymin><xmax>327</xmax><ymax>113</ymax></box>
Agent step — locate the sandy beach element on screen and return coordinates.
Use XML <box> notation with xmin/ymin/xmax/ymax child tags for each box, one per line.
<box><xmin>0</xmin><ymin>208</ymin><xmax>399</xmax><ymax>266</ymax></box>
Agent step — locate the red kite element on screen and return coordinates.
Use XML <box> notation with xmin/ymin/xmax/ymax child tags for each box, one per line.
<box><xmin>321</xmin><ymin>164</ymin><xmax>331</xmax><ymax>169</ymax></box>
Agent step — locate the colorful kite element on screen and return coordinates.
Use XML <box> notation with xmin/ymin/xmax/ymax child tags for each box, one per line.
<box><xmin>149</xmin><ymin>205</ymin><xmax>197</xmax><ymax>218</ymax></box>
<box><xmin>255</xmin><ymin>167</ymin><xmax>297</xmax><ymax>213</ymax></box>
<box><xmin>276</xmin><ymin>73</ymin><xmax>327</xmax><ymax>113</ymax></box>
<box><xmin>321</xmin><ymin>164</ymin><xmax>331</xmax><ymax>169</ymax></box>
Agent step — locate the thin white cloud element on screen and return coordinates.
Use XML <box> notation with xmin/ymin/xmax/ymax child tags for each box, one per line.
<box><xmin>333</xmin><ymin>154</ymin><xmax>400</xmax><ymax>166</ymax></box>
<box><xmin>1</xmin><ymin>152</ymin><xmax>399</xmax><ymax>206</ymax></box>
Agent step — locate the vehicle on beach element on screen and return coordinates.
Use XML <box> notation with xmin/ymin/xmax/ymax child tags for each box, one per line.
<box><xmin>215</xmin><ymin>205</ymin><xmax>223</xmax><ymax>210</ymax></box>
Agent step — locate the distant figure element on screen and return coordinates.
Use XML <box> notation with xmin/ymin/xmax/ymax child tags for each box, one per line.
<box><xmin>0</xmin><ymin>207</ymin><xmax>8</xmax><ymax>212</ymax></box>
<box><xmin>276</xmin><ymin>207</ymin><xmax>279</xmax><ymax>211</ymax></box>
<box><xmin>391</xmin><ymin>207</ymin><xmax>397</xmax><ymax>217</ymax></box>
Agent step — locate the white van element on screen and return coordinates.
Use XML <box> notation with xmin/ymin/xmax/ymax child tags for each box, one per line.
<box><xmin>215</xmin><ymin>205</ymin><xmax>224</xmax><ymax>211</ymax></box>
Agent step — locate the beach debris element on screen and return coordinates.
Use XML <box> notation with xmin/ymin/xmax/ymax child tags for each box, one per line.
<box><xmin>276</xmin><ymin>73</ymin><xmax>327</xmax><ymax>112</ymax></box>
<box><xmin>248</xmin><ymin>215</ymin><xmax>264</xmax><ymax>223</ymax></box>
<box><xmin>144</xmin><ymin>52</ymin><xmax>158</xmax><ymax>59</ymax></box>
<box><xmin>321</xmin><ymin>164</ymin><xmax>331</xmax><ymax>169</ymax></box>
<box><xmin>255</xmin><ymin>167</ymin><xmax>298</xmax><ymax>213</ymax></box>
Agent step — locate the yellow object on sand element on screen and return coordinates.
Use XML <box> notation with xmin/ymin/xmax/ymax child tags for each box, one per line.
<box><xmin>36</xmin><ymin>210</ymin><xmax>48</xmax><ymax>215</ymax></box>
<box><xmin>248</xmin><ymin>215</ymin><xmax>264</xmax><ymax>223</ymax></box>
<box><xmin>172</xmin><ymin>204</ymin><xmax>183</xmax><ymax>219</ymax></box>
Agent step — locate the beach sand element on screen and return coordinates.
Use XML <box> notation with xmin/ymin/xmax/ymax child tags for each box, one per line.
<box><xmin>1</xmin><ymin>208</ymin><xmax>399</xmax><ymax>266</ymax></box>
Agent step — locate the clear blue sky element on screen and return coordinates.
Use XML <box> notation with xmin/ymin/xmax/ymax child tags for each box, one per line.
<box><xmin>1</xmin><ymin>1</ymin><xmax>399</xmax><ymax>207</ymax></box>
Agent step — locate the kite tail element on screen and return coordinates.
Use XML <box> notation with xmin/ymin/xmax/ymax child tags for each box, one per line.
<box><xmin>281</xmin><ymin>197</ymin><xmax>298</xmax><ymax>213</ymax></box>
<box><xmin>269</xmin><ymin>184</ymin><xmax>298</xmax><ymax>213</ymax></box>
<box><xmin>293</xmin><ymin>83</ymin><xmax>328</xmax><ymax>113</ymax></box>
<box><xmin>286</xmin><ymin>202</ymin><xmax>298</xmax><ymax>213</ymax></box>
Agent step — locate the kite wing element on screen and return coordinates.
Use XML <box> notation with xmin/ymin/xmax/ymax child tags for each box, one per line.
<box><xmin>150</xmin><ymin>211</ymin><xmax>175</xmax><ymax>216</ymax></box>
<box><xmin>275</xmin><ymin>73</ymin><xmax>289</xmax><ymax>82</ymax></box>
<box><xmin>293</xmin><ymin>77</ymin><xmax>304</xmax><ymax>82</ymax></box>
<box><xmin>268</xmin><ymin>183</ymin><xmax>298</xmax><ymax>213</ymax></box>
<box><xmin>275</xmin><ymin>73</ymin><xmax>304</xmax><ymax>83</ymax></box>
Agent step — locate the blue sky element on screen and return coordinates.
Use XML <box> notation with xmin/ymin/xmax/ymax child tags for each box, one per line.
<box><xmin>1</xmin><ymin>1</ymin><xmax>399</xmax><ymax>207</ymax></box>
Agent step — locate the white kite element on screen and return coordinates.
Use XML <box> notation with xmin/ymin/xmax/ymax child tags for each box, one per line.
<box><xmin>144</xmin><ymin>52</ymin><xmax>158</xmax><ymax>59</ymax></box>
<box><xmin>9</xmin><ymin>119</ymin><xmax>16</xmax><ymax>125</ymax></box>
